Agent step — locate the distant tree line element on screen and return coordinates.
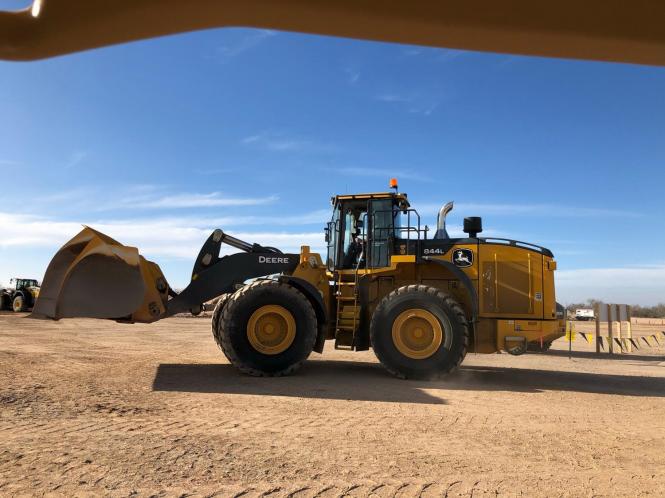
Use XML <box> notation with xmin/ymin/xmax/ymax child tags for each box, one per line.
<box><xmin>565</xmin><ymin>300</ymin><xmax>665</xmax><ymax>318</ymax></box>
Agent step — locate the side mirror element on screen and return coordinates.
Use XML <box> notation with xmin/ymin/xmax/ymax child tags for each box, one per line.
<box><xmin>463</xmin><ymin>217</ymin><xmax>483</xmax><ymax>238</ymax></box>
<box><xmin>324</xmin><ymin>226</ymin><xmax>330</xmax><ymax>243</ymax></box>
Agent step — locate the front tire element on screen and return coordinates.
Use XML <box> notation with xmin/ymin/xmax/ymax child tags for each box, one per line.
<box><xmin>12</xmin><ymin>295</ymin><xmax>26</xmax><ymax>312</ymax></box>
<box><xmin>370</xmin><ymin>285</ymin><xmax>469</xmax><ymax>379</ymax></box>
<box><xmin>214</xmin><ymin>280</ymin><xmax>317</xmax><ymax>376</ymax></box>
<box><xmin>211</xmin><ymin>293</ymin><xmax>232</xmax><ymax>350</ymax></box>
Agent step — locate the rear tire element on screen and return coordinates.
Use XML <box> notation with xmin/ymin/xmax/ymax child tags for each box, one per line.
<box><xmin>12</xmin><ymin>295</ymin><xmax>26</xmax><ymax>312</ymax></box>
<box><xmin>370</xmin><ymin>285</ymin><xmax>469</xmax><ymax>379</ymax></box>
<box><xmin>214</xmin><ymin>280</ymin><xmax>317</xmax><ymax>376</ymax></box>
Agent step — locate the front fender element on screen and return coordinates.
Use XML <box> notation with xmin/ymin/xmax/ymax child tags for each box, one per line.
<box><xmin>279</xmin><ymin>275</ymin><xmax>328</xmax><ymax>353</ymax></box>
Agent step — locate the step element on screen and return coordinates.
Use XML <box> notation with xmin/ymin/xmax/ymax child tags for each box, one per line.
<box><xmin>334</xmin><ymin>329</ymin><xmax>355</xmax><ymax>349</ymax></box>
<box><xmin>337</xmin><ymin>278</ymin><xmax>357</xmax><ymax>284</ymax></box>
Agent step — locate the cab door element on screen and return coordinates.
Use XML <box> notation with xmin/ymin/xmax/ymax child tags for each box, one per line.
<box><xmin>367</xmin><ymin>199</ymin><xmax>394</xmax><ymax>268</ymax></box>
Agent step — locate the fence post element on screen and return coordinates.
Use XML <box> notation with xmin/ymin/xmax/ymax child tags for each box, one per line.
<box><xmin>618</xmin><ymin>306</ymin><xmax>624</xmax><ymax>353</ymax></box>
<box><xmin>625</xmin><ymin>305</ymin><xmax>633</xmax><ymax>353</ymax></box>
<box><xmin>595</xmin><ymin>303</ymin><xmax>601</xmax><ymax>354</ymax></box>
<box><xmin>608</xmin><ymin>303</ymin><xmax>614</xmax><ymax>355</ymax></box>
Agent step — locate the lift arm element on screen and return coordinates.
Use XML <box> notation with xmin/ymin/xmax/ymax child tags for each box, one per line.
<box><xmin>167</xmin><ymin>229</ymin><xmax>298</xmax><ymax>316</ymax></box>
<box><xmin>32</xmin><ymin>227</ymin><xmax>298</xmax><ymax>323</ymax></box>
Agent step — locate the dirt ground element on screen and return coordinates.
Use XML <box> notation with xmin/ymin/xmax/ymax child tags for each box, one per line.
<box><xmin>1</xmin><ymin>312</ymin><xmax>664</xmax><ymax>497</ymax></box>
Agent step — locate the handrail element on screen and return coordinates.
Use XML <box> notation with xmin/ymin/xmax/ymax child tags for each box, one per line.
<box><xmin>479</xmin><ymin>237</ymin><xmax>552</xmax><ymax>255</ymax></box>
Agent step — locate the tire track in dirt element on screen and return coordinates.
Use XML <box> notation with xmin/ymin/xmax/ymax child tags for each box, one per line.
<box><xmin>2</xmin><ymin>314</ymin><xmax>665</xmax><ymax>496</ymax></box>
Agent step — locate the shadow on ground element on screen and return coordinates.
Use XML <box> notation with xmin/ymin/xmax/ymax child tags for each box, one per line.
<box><xmin>454</xmin><ymin>364</ymin><xmax>665</xmax><ymax>397</ymax></box>
<box><xmin>152</xmin><ymin>359</ymin><xmax>665</xmax><ymax>403</ymax></box>
<box><xmin>544</xmin><ymin>348</ymin><xmax>665</xmax><ymax>362</ymax></box>
<box><xmin>153</xmin><ymin>361</ymin><xmax>446</xmax><ymax>404</ymax></box>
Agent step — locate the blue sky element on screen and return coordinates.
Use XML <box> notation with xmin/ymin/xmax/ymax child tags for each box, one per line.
<box><xmin>1</xmin><ymin>23</ymin><xmax>664</xmax><ymax>304</ymax></box>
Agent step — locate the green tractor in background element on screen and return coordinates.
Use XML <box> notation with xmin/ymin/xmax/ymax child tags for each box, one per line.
<box><xmin>0</xmin><ymin>278</ymin><xmax>41</xmax><ymax>312</ymax></box>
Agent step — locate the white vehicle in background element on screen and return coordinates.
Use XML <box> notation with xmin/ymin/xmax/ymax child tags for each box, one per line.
<box><xmin>575</xmin><ymin>308</ymin><xmax>595</xmax><ymax>321</ymax></box>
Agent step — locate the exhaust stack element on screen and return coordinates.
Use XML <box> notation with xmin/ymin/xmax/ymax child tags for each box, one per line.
<box><xmin>434</xmin><ymin>201</ymin><xmax>454</xmax><ymax>239</ymax></box>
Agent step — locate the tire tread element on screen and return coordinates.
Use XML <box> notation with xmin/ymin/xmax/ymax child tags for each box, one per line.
<box><xmin>213</xmin><ymin>280</ymin><xmax>317</xmax><ymax>377</ymax></box>
<box><xmin>371</xmin><ymin>284</ymin><xmax>469</xmax><ymax>379</ymax></box>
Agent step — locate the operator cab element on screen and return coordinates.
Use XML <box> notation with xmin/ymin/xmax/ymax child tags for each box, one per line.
<box><xmin>11</xmin><ymin>278</ymin><xmax>39</xmax><ymax>290</ymax></box>
<box><xmin>325</xmin><ymin>188</ymin><xmax>420</xmax><ymax>271</ymax></box>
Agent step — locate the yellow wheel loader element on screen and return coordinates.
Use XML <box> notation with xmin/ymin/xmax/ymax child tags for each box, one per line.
<box><xmin>1</xmin><ymin>278</ymin><xmax>40</xmax><ymax>312</ymax></box>
<box><xmin>33</xmin><ymin>183</ymin><xmax>565</xmax><ymax>379</ymax></box>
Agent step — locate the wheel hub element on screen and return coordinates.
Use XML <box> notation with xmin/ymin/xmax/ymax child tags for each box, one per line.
<box><xmin>391</xmin><ymin>308</ymin><xmax>443</xmax><ymax>359</ymax></box>
<box><xmin>247</xmin><ymin>304</ymin><xmax>295</xmax><ymax>355</ymax></box>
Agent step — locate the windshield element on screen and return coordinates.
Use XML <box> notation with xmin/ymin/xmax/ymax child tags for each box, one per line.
<box><xmin>16</xmin><ymin>279</ymin><xmax>38</xmax><ymax>288</ymax></box>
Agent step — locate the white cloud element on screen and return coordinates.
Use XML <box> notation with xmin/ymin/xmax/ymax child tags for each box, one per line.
<box><xmin>344</xmin><ymin>67</ymin><xmax>360</xmax><ymax>84</ymax></box>
<box><xmin>241</xmin><ymin>133</ymin><xmax>334</xmax><ymax>153</ymax></box>
<box><xmin>64</xmin><ymin>150</ymin><xmax>87</xmax><ymax>169</ymax></box>
<box><xmin>206</xmin><ymin>209</ymin><xmax>330</xmax><ymax>227</ymax></box>
<box><xmin>409</xmin><ymin>102</ymin><xmax>439</xmax><ymax>116</ymax></box>
<box><xmin>326</xmin><ymin>167</ymin><xmax>429</xmax><ymax>182</ymax></box>
<box><xmin>400</xmin><ymin>46</ymin><xmax>468</xmax><ymax>62</ymax></box>
<box><xmin>417</xmin><ymin>202</ymin><xmax>642</xmax><ymax>218</ymax></box>
<box><xmin>0</xmin><ymin>212</ymin><xmax>325</xmax><ymax>255</ymax></box>
<box><xmin>436</xmin><ymin>49</ymin><xmax>469</xmax><ymax>62</ymax></box>
<box><xmin>215</xmin><ymin>29</ymin><xmax>276</xmax><ymax>58</ymax></box>
<box><xmin>0</xmin><ymin>212</ymin><xmax>81</xmax><ymax>248</ymax></box>
<box><xmin>194</xmin><ymin>167</ymin><xmax>239</xmax><ymax>176</ymax></box>
<box><xmin>374</xmin><ymin>93</ymin><xmax>441</xmax><ymax>116</ymax></box>
<box><xmin>0</xmin><ymin>211</ymin><xmax>326</xmax><ymax>288</ymax></box>
<box><xmin>374</xmin><ymin>93</ymin><xmax>413</xmax><ymax>103</ymax></box>
<box><xmin>0</xmin><ymin>212</ymin><xmax>325</xmax><ymax>286</ymax></box>
<box><xmin>119</xmin><ymin>192</ymin><xmax>278</xmax><ymax>209</ymax></box>
<box><xmin>402</xmin><ymin>48</ymin><xmax>423</xmax><ymax>57</ymax></box>
<box><xmin>18</xmin><ymin>186</ymin><xmax>278</xmax><ymax>212</ymax></box>
<box><xmin>556</xmin><ymin>266</ymin><xmax>665</xmax><ymax>306</ymax></box>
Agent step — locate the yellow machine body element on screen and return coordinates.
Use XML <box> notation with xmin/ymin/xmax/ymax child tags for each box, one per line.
<box><xmin>34</xmin><ymin>190</ymin><xmax>564</xmax><ymax>376</ymax></box>
<box><xmin>326</xmin><ymin>243</ymin><xmax>562</xmax><ymax>355</ymax></box>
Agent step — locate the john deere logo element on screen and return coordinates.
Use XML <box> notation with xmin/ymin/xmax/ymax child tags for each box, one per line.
<box><xmin>452</xmin><ymin>249</ymin><xmax>473</xmax><ymax>268</ymax></box>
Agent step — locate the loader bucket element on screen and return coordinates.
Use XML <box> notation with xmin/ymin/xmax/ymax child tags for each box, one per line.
<box><xmin>31</xmin><ymin>227</ymin><xmax>169</xmax><ymax>323</ymax></box>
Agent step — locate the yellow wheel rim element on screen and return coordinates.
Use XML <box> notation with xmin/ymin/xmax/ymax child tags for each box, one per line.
<box><xmin>13</xmin><ymin>298</ymin><xmax>22</xmax><ymax>312</ymax></box>
<box><xmin>391</xmin><ymin>308</ymin><xmax>443</xmax><ymax>360</ymax></box>
<box><xmin>247</xmin><ymin>305</ymin><xmax>296</xmax><ymax>355</ymax></box>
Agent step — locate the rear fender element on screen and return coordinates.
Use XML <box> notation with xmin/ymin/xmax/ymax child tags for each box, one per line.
<box><xmin>422</xmin><ymin>256</ymin><xmax>478</xmax><ymax>322</ymax></box>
